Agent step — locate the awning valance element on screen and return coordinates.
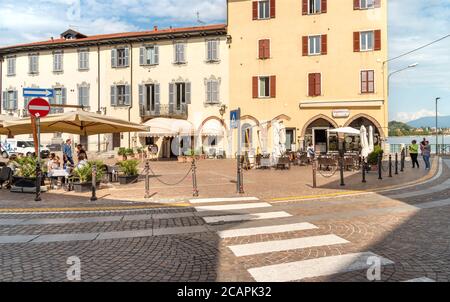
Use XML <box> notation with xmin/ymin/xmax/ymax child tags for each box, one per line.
<box><xmin>138</xmin><ymin>118</ymin><xmax>193</xmax><ymax>138</ymax></box>
<box><xmin>200</xmin><ymin>119</ymin><xmax>224</xmax><ymax>137</ymax></box>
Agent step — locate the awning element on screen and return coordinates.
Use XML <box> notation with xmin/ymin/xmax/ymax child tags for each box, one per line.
<box><xmin>138</xmin><ymin>118</ymin><xmax>193</xmax><ymax>138</ymax></box>
<box><xmin>200</xmin><ymin>119</ymin><xmax>224</xmax><ymax>137</ymax></box>
<box><xmin>327</xmin><ymin>127</ymin><xmax>361</xmax><ymax>135</ymax></box>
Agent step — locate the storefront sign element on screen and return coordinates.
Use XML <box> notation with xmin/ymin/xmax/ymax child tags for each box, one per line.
<box><xmin>332</xmin><ymin>109</ymin><xmax>350</xmax><ymax>118</ymax></box>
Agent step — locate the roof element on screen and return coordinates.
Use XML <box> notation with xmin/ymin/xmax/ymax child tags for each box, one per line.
<box><xmin>0</xmin><ymin>24</ymin><xmax>227</xmax><ymax>55</ymax></box>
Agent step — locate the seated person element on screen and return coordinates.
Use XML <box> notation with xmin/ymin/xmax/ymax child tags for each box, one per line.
<box><xmin>47</xmin><ymin>153</ymin><xmax>56</xmax><ymax>176</ymax></box>
<box><xmin>77</xmin><ymin>154</ymin><xmax>88</xmax><ymax>169</ymax></box>
<box><xmin>6</xmin><ymin>154</ymin><xmax>19</xmax><ymax>171</ymax></box>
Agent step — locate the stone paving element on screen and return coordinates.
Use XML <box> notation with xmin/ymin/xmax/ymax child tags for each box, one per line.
<box><xmin>0</xmin><ymin>157</ymin><xmax>449</xmax><ymax>282</ymax></box>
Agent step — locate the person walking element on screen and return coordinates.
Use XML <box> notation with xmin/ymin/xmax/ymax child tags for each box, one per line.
<box><xmin>307</xmin><ymin>143</ymin><xmax>315</xmax><ymax>164</ymax></box>
<box><xmin>63</xmin><ymin>139</ymin><xmax>74</xmax><ymax>168</ymax></box>
<box><xmin>408</xmin><ymin>140</ymin><xmax>420</xmax><ymax>169</ymax></box>
<box><xmin>76</xmin><ymin>144</ymin><xmax>88</xmax><ymax>161</ymax></box>
<box><xmin>422</xmin><ymin>141</ymin><xmax>431</xmax><ymax>170</ymax></box>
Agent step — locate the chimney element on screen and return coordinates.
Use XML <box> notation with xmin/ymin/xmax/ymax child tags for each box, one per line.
<box><xmin>154</xmin><ymin>26</ymin><xmax>158</xmax><ymax>31</ymax></box>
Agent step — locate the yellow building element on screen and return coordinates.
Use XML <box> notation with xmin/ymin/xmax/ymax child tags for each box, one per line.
<box><xmin>227</xmin><ymin>0</ymin><xmax>388</xmax><ymax>154</ymax></box>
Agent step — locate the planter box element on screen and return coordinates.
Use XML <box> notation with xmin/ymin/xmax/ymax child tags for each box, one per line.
<box><xmin>185</xmin><ymin>156</ymin><xmax>194</xmax><ymax>163</ymax></box>
<box><xmin>118</xmin><ymin>175</ymin><xmax>139</xmax><ymax>185</ymax></box>
<box><xmin>73</xmin><ymin>182</ymin><xmax>100</xmax><ymax>193</ymax></box>
<box><xmin>178</xmin><ymin>156</ymin><xmax>186</xmax><ymax>163</ymax></box>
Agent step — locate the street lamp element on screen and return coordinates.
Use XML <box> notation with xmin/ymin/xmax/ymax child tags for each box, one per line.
<box><xmin>436</xmin><ymin>97</ymin><xmax>441</xmax><ymax>154</ymax></box>
<box><xmin>387</xmin><ymin>63</ymin><xmax>418</xmax><ymax>96</ymax></box>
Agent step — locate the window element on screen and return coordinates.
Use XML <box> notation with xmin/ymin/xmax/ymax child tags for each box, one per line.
<box><xmin>309</xmin><ymin>36</ymin><xmax>321</xmax><ymax>55</ymax></box>
<box><xmin>174</xmin><ymin>42</ymin><xmax>186</xmax><ymax>64</ymax></box>
<box><xmin>206</xmin><ymin>80</ymin><xmax>220</xmax><ymax>104</ymax></box>
<box><xmin>258</xmin><ymin>0</ymin><xmax>270</xmax><ymax>19</ymax></box>
<box><xmin>258</xmin><ymin>39</ymin><xmax>270</xmax><ymax>59</ymax></box>
<box><xmin>259</xmin><ymin>77</ymin><xmax>270</xmax><ymax>98</ymax></box>
<box><xmin>78</xmin><ymin>50</ymin><xmax>89</xmax><ymax>70</ymax></box>
<box><xmin>253</xmin><ymin>76</ymin><xmax>276</xmax><ymax>98</ymax></box>
<box><xmin>140</xmin><ymin>46</ymin><xmax>159</xmax><ymax>65</ymax></box>
<box><xmin>50</xmin><ymin>88</ymin><xmax>66</xmax><ymax>114</ymax></box>
<box><xmin>7</xmin><ymin>57</ymin><xmax>16</xmax><ymax>76</ymax></box>
<box><xmin>361</xmin><ymin>70</ymin><xmax>375</xmax><ymax>93</ymax></box>
<box><xmin>53</xmin><ymin>51</ymin><xmax>63</xmax><ymax>72</ymax></box>
<box><xmin>207</xmin><ymin>40</ymin><xmax>219</xmax><ymax>62</ymax></box>
<box><xmin>360</xmin><ymin>31</ymin><xmax>374</xmax><ymax>51</ymax></box>
<box><xmin>111</xmin><ymin>47</ymin><xmax>129</xmax><ymax>68</ymax></box>
<box><xmin>308</xmin><ymin>73</ymin><xmax>321</xmax><ymax>97</ymax></box>
<box><xmin>169</xmin><ymin>82</ymin><xmax>191</xmax><ymax>112</ymax></box>
<box><xmin>78</xmin><ymin>85</ymin><xmax>90</xmax><ymax>107</ymax></box>
<box><xmin>139</xmin><ymin>83</ymin><xmax>160</xmax><ymax>114</ymax></box>
<box><xmin>2</xmin><ymin>90</ymin><xmax>18</xmax><ymax>111</ymax></box>
<box><xmin>360</xmin><ymin>0</ymin><xmax>375</xmax><ymax>9</ymax></box>
<box><xmin>111</xmin><ymin>85</ymin><xmax>131</xmax><ymax>107</ymax></box>
<box><xmin>28</xmin><ymin>54</ymin><xmax>39</xmax><ymax>74</ymax></box>
<box><xmin>308</xmin><ymin>0</ymin><xmax>321</xmax><ymax>14</ymax></box>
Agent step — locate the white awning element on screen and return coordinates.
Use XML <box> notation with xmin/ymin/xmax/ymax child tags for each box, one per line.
<box><xmin>327</xmin><ymin>127</ymin><xmax>361</xmax><ymax>135</ymax></box>
<box><xmin>138</xmin><ymin>118</ymin><xmax>193</xmax><ymax>138</ymax></box>
<box><xmin>200</xmin><ymin>119</ymin><xmax>224</xmax><ymax>137</ymax></box>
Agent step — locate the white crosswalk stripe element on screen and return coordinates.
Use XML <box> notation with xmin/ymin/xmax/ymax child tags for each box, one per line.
<box><xmin>403</xmin><ymin>277</ymin><xmax>435</xmax><ymax>282</ymax></box>
<box><xmin>217</xmin><ymin>222</ymin><xmax>318</xmax><ymax>239</ymax></box>
<box><xmin>189</xmin><ymin>197</ymin><xmax>260</xmax><ymax>204</ymax></box>
<box><xmin>195</xmin><ymin>203</ymin><xmax>272</xmax><ymax>212</ymax></box>
<box><xmin>203</xmin><ymin>211</ymin><xmax>292</xmax><ymax>223</ymax></box>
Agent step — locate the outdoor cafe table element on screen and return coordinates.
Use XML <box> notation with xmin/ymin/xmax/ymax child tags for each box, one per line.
<box><xmin>48</xmin><ymin>169</ymin><xmax>70</xmax><ymax>189</ymax></box>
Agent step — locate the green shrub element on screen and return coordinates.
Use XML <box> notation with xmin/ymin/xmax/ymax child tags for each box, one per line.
<box><xmin>14</xmin><ymin>157</ymin><xmax>46</xmax><ymax>178</ymax></box>
<box><xmin>368</xmin><ymin>145</ymin><xmax>384</xmax><ymax>165</ymax></box>
<box><xmin>73</xmin><ymin>160</ymin><xmax>105</xmax><ymax>183</ymax></box>
<box><xmin>117</xmin><ymin>159</ymin><xmax>140</xmax><ymax>176</ymax></box>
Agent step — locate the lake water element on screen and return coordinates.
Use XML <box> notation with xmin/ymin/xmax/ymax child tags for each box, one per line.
<box><xmin>387</xmin><ymin>135</ymin><xmax>450</xmax><ymax>145</ymax></box>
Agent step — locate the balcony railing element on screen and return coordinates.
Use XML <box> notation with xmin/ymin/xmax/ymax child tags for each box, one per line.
<box><xmin>140</xmin><ymin>104</ymin><xmax>188</xmax><ymax>119</ymax></box>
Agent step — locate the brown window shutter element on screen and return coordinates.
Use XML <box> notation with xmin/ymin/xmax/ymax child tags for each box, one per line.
<box><xmin>354</xmin><ymin>0</ymin><xmax>360</xmax><ymax>10</ymax></box>
<box><xmin>253</xmin><ymin>76</ymin><xmax>259</xmax><ymax>98</ymax></box>
<box><xmin>302</xmin><ymin>36</ymin><xmax>308</xmax><ymax>56</ymax></box>
<box><xmin>374</xmin><ymin>30</ymin><xmax>381</xmax><ymax>51</ymax></box>
<box><xmin>374</xmin><ymin>0</ymin><xmax>381</xmax><ymax>8</ymax></box>
<box><xmin>270</xmin><ymin>0</ymin><xmax>276</xmax><ymax>18</ymax></box>
<box><xmin>270</xmin><ymin>76</ymin><xmax>276</xmax><ymax>98</ymax></box>
<box><xmin>315</xmin><ymin>73</ymin><xmax>321</xmax><ymax>96</ymax></box>
<box><xmin>308</xmin><ymin>74</ymin><xmax>315</xmax><ymax>97</ymax></box>
<box><xmin>302</xmin><ymin>0</ymin><xmax>308</xmax><ymax>15</ymax></box>
<box><xmin>258</xmin><ymin>40</ymin><xmax>265</xmax><ymax>59</ymax></box>
<box><xmin>253</xmin><ymin>1</ymin><xmax>258</xmax><ymax>20</ymax></box>
<box><xmin>265</xmin><ymin>40</ymin><xmax>271</xmax><ymax>58</ymax></box>
<box><xmin>321</xmin><ymin>35</ymin><xmax>327</xmax><ymax>55</ymax></box>
<box><xmin>321</xmin><ymin>0</ymin><xmax>327</xmax><ymax>13</ymax></box>
<box><xmin>353</xmin><ymin>32</ymin><xmax>360</xmax><ymax>52</ymax></box>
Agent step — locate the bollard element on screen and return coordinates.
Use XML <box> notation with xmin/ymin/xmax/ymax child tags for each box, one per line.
<box><xmin>378</xmin><ymin>154</ymin><xmax>383</xmax><ymax>180</ymax></box>
<box><xmin>340</xmin><ymin>155</ymin><xmax>345</xmax><ymax>186</ymax></box>
<box><xmin>395</xmin><ymin>153</ymin><xmax>399</xmax><ymax>175</ymax></box>
<box><xmin>389</xmin><ymin>154</ymin><xmax>393</xmax><ymax>178</ymax></box>
<box><xmin>90</xmin><ymin>164</ymin><xmax>97</xmax><ymax>202</ymax></box>
<box><xmin>144</xmin><ymin>161</ymin><xmax>150</xmax><ymax>199</ymax></box>
<box><xmin>401</xmin><ymin>149</ymin><xmax>405</xmax><ymax>172</ymax></box>
<box><xmin>192</xmin><ymin>158</ymin><xmax>199</xmax><ymax>197</ymax></box>
<box><xmin>362</xmin><ymin>157</ymin><xmax>367</xmax><ymax>183</ymax></box>
<box><xmin>312</xmin><ymin>159</ymin><xmax>317</xmax><ymax>188</ymax></box>
<box><xmin>35</xmin><ymin>161</ymin><xmax>42</xmax><ymax>202</ymax></box>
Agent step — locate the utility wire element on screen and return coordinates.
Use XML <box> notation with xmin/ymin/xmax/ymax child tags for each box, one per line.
<box><xmin>386</xmin><ymin>34</ymin><xmax>450</xmax><ymax>63</ymax></box>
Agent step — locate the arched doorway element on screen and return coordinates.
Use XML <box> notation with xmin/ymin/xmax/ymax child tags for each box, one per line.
<box><xmin>302</xmin><ymin>116</ymin><xmax>339</xmax><ymax>153</ymax></box>
<box><xmin>242</xmin><ymin>123</ymin><xmax>253</xmax><ymax>150</ymax></box>
<box><xmin>345</xmin><ymin>115</ymin><xmax>384</xmax><ymax>150</ymax></box>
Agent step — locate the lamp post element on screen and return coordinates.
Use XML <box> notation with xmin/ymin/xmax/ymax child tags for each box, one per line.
<box><xmin>436</xmin><ymin>97</ymin><xmax>441</xmax><ymax>154</ymax></box>
<box><xmin>387</xmin><ymin>63</ymin><xmax>418</xmax><ymax>96</ymax></box>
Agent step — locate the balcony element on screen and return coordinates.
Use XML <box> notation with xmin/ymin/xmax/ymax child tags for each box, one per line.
<box><xmin>140</xmin><ymin>104</ymin><xmax>188</xmax><ymax>119</ymax></box>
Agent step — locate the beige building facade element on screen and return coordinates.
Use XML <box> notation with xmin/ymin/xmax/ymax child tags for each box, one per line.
<box><xmin>227</xmin><ymin>0</ymin><xmax>388</xmax><ymax>155</ymax></box>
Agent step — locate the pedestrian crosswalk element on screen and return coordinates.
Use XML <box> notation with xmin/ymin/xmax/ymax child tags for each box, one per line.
<box><xmin>195</xmin><ymin>196</ymin><xmax>399</xmax><ymax>282</ymax></box>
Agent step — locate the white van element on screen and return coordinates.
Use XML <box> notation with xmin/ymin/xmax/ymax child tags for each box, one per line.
<box><xmin>1</xmin><ymin>139</ymin><xmax>50</xmax><ymax>159</ymax></box>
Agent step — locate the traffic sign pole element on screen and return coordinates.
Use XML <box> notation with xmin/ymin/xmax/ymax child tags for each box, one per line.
<box><xmin>35</xmin><ymin>117</ymin><xmax>42</xmax><ymax>202</ymax></box>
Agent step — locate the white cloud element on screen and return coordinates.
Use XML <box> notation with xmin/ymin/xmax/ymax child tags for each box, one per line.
<box><xmin>395</xmin><ymin>109</ymin><xmax>443</xmax><ymax>122</ymax></box>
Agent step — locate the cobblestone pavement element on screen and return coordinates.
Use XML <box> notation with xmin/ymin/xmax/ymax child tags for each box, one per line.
<box><xmin>0</xmin><ymin>158</ymin><xmax>449</xmax><ymax>282</ymax></box>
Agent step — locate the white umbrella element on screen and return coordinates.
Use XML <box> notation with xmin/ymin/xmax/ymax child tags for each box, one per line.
<box><xmin>272</xmin><ymin>121</ymin><xmax>281</xmax><ymax>158</ymax></box>
<box><xmin>328</xmin><ymin>127</ymin><xmax>361</xmax><ymax>135</ymax></box>
<box><xmin>360</xmin><ymin>126</ymin><xmax>370</xmax><ymax>159</ymax></box>
<box><xmin>368</xmin><ymin>126</ymin><xmax>374</xmax><ymax>153</ymax></box>
<box><xmin>279</xmin><ymin>123</ymin><xmax>287</xmax><ymax>154</ymax></box>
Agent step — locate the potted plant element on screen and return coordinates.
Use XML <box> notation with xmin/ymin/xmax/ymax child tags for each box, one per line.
<box><xmin>368</xmin><ymin>145</ymin><xmax>384</xmax><ymax>171</ymax></box>
<box><xmin>13</xmin><ymin>156</ymin><xmax>47</xmax><ymax>189</ymax></box>
<box><xmin>118</xmin><ymin>147</ymin><xmax>128</xmax><ymax>161</ymax></box>
<box><xmin>178</xmin><ymin>154</ymin><xmax>186</xmax><ymax>163</ymax></box>
<box><xmin>136</xmin><ymin>147</ymin><xmax>144</xmax><ymax>160</ymax></box>
<box><xmin>117</xmin><ymin>159</ymin><xmax>140</xmax><ymax>185</ymax></box>
<box><xmin>185</xmin><ymin>149</ymin><xmax>195</xmax><ymax>163</ymax></box>
<box><xmin>72</xmin><ymin>160</ymin><xmax>104</xmax><ymax>193</ymax></box>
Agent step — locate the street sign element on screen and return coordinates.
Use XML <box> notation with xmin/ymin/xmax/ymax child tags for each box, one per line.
<box><xmin>230</xmin><ymin>109</ymin><xmax>240</xmax><ymax>129</ymax></box>
<box><xmin>23</xmin><ymin>88</ymin><xmax>54</xmax><ymax>98</ymax></box>
<box><xmin>28</xmin><ymin>98</ymin><xmax>51</xmax><ymax>118</ymax></box>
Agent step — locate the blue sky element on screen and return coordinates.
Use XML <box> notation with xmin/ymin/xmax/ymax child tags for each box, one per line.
<box><xmin>0</xmin><ymin>0</ymin><xmax>449</xmax><ymax>122</ymax></box>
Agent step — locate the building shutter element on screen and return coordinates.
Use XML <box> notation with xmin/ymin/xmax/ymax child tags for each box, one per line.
<box><xmin>111</xmin><ymin>86</ymin><xmax>117</xmax><ymax>106</ymax></box>
<box><xmin>185</xmin><ymin>82</ymin><xmax>191</xmax><ymax>104</ymax></box>
<box><xmin>169</xmin><ymin>83</ymin><xmax>175</xmax><ymax>113</ymax></box>
<box><xmin>139</xmin><ymin>47</ymin><xmax>145</xmax><ymax>65</ymax></box>
<box><xmin>353</xmin><ymin>32</ymin><xmax>360</xmax><ymax>52</ymax></box>
<box><xmin>125</xmin><ymin>85</ymin><xmax>131</xmax><ymax>106</ymax></box>
<box><xmin>154</xmin><ymin>46</ymin><xmax>159</xmax><ymax>64</ymax></box>
<box><xmin>302</xmin><ymin>36</ymin><xmax>308</xmax><ymax>56</ymax></box>
<box><xmin>111</xmin><ymin>49</ymin><xmax>117</xmax><ymax>68</ymax></box>
<box><xmin>258</xmin><ymin>40</ymin><xmax>265</xmax><ymax>59</ymax></box>
<box><xmin>252</xmin><ymin>1</ymin><xmax>258</xmax><ymax>19</ymax></box>
<box><xmin>270</xmin><ymin>0</ymin><xmax>276</xmax><ymax>18</ymax></box>
<box><xmin>53</xmin><ymin>54</ymin><xmax>58</xmax><ymax>71</ymax></box>
<box><xmin>321</xmin><ymin>0</ymin><xmax>327</xmax><ymax>13</ymax></box>
<box><xmin>13</xmin><ymin>91</ymin><xmax>18</xmax><ymax>110</ymax></box>
<box><xmin>78</xmin><ymin>86</ymin><xmax>82</xmax><ymax>106</ymax></box>
<box><xmin>374</xmin><ymin>30</ymin><xmax>381</xmax><ymax>51</ymax></box>
<box><xmin>265</xmin><ymin>40</ymin><xmax>270</xmax><ymax>58</ymax></box>
<box><xmin>308</xmin><ymin>74</ymin><xmax>315</xmax><ymax>96</ymax></box>
<box><xmin>321</xmin><ymin>35</ymin><xmax>327</xmax><ymax>55</ymax></box>
<box><xmin>2</xmin><ymin>91</ymin><xmax>7</xmax><ymax>111</ymax></box>
<box><xmin>315</xmin><ymin>74</ymin><xmax>321</xmax><ymax>96</ymax></box>
<box><xmin>270</xmin><ymin>76</ymin><xmax>276</xmax><ymax>98</ymax></box>
<box><xmin>361</xmin><ymin>71</ymin><xmax>367</xmax><ymax>93</ymax></box>
<box><xmin>374</xmin><ymin>0</ymin><xmax>381</xmax><ymax>8</ymax></box>
<box><xmin>85</xmin><ymin>52</ymin><xmax>89</xmax><ymax>69</ymax></box>
<box><xmin>214</xmin><ymin>81</ymin><xmax>219</xmax><ymax>103</ymax></box>
<box><xmin>124</xmin><ymin>48</ymin><xmax>130</xmax><ymax>67</ymax></box>
<box><xmin>354</xmin><ymin>0</ymin><xmax>360</xmax><ymax>10</ymax></box>
<box><xmin>61</xmin><ymin>88</ymin><xmax>67</xmax><ymax>106</ymax></box>
<box><xmin>302</xmin><ymin>0</ymin><xmax>308</xmax><ymax>15</ymax></box>
<box><xmin>154</xmin><ymin>84</ymin><xmax>161</xmax><ymax>114</ymax></box>
<box><xmin>252</xmin><ymin>77</ymin><xmax>258</xmax><ymax>98</ymax></box>
<box><xmin>138</xmin><ymin>84</ymin><xmax>144</xmax><ymax>114</ymax></box>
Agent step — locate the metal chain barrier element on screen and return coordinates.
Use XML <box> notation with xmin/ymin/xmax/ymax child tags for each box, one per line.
<box><xmin>147</xmin><ymin>164</ymin><xmax>193</xmax><ymax>186</ymax></box>
<box><xmin>317</xmin><ymin>165</ymin><xmax>339</xmax><ymax>178</ymax></box>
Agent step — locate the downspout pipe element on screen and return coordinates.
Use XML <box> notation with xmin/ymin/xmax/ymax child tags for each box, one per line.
<box><xmin>0</xmin><ymin>57</ymin><xmax>3</xmax><ymax>115</ymax></box>
<box><xmin>97</xmin><ymin>44</ymin><xmax>101</xmax><ymax>152</ymax></box>
<box><xmin>128</xmin><ymin>42</ymin><xmax>133</xmax><ymax>149</ymax></box>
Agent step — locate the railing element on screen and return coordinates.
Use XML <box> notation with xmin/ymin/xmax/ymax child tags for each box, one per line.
<box><xmin>140</xmin><ymin>104</ymin><xmax>188</xmax><ymax>119</ymax></box>
<box><xmin>390</xmin><ymin>144</ymin><xmax>450</xmax><ymax>155</ymax></box>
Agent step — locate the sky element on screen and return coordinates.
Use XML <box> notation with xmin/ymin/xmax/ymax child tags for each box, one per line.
<box><xmin>0</xmin><ymin>0</ymin><xmax>449</xmax><ymax>123</ymax></box>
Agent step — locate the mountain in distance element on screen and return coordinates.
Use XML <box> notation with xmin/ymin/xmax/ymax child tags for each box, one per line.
<box><xmin>407</xmin><ymin>116</ymin><xmax>450</xmax><ymax>128</ymax></box>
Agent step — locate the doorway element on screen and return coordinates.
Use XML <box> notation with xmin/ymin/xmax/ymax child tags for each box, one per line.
<box><xmin>285</xmin><ymin>128</ymin><xmax>295</xmax><ymax>151</ymax></box>
<box><xmin>112</xmin><ymin>133</ymin><xmax>121</xmax><ymax>149</ymax></box>
<box><xmin>313</xmin><ymin>127</ymin><xmax>328</xmax><ymax>153</ymax></box>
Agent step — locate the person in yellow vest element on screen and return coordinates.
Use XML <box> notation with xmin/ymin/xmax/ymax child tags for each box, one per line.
<box><xmin>408</xmin><ymin>140</ymin><xmax>420</xmax><ymax>169</ymax></box>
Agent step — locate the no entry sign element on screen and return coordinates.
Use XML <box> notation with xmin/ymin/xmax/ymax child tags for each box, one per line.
<box><xmin>28</xmin><ymin>98</ymin><xmax>51</xmax><ymax>118</ymax></box>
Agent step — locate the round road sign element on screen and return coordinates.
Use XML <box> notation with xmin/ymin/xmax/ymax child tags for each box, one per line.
<box><xmin>28</xmin><ymin>98</ymin><xmax>51</xmax><ymax>118</ymax></box>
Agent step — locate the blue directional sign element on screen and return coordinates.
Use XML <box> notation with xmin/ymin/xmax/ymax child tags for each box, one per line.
<box><xmin>230</xmin><ymin>108</ymin><xmax>241</xmax><ymax>129</ymax></box>
<box><xmin>23</xmin><ymin>88</ymin><xmax>54</xmax><ymax>98</ymax></box>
